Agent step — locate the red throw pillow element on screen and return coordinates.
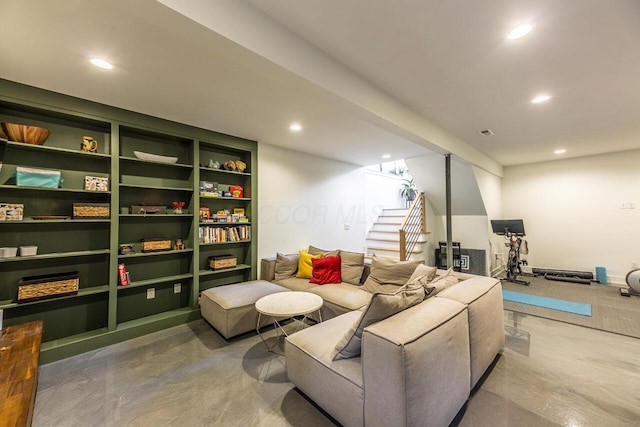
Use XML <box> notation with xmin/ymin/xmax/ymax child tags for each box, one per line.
<box><xmin>310</xmin><ymin>255</ymin><xmax>342</xmax><ymax>285</ymax></box>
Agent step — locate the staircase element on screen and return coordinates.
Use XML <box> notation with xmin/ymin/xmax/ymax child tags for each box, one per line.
<box><xmin>366</xmin><ymin>208</ymin><xmax>428</xmax><ymax>260</ymax></box>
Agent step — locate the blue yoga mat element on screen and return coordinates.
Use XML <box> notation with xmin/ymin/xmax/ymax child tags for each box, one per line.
<box><xmin>502</xmin><ymin>290</ymin><xmax>592</xmax><ymax>317</ymax></box>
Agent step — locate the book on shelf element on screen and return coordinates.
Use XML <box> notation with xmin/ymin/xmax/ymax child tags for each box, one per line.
<box><xmin>198</xmin><ymin>225</ymin><xmax>251</xmax><ymax>243</ymax></box>
<box><xmin>200</xmin><ymin>213</ymin><xmax>248</xmax><ymax>223</ymax></box>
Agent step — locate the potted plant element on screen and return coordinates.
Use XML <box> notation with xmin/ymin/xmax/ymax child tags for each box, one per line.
<box><xmin>400</xmin><ymin>178</ymin><xmax>417</xmax><ymax>206</ymax></box>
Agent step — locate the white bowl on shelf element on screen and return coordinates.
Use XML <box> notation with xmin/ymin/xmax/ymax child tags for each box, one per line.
<box><xmin>0</xmin><ymin>247</ymin><xmax>18</xmax><ymax>258</ymax></box>
<box><xmin>19</xmin><ymin>245</ymin><xmax>38</xmax><ymax>256</ymax></box>
<box><xmin>133</xmin><ymin>151</ymin><xmax>178</xmax><ymax>164</ymax></box>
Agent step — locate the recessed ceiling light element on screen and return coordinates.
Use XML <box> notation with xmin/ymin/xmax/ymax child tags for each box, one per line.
<box><xmin>554</xmin><ymin>149</ymin><xmax>566</xmax><ymax>155</ymax></box>
<box><xmin>381</xmin><ymin>154</ymin><xmax>391</xmax><ymax>159</ymax></box>
<box><xmin>289</xmin><ymin>123</ymin><xmax>302</xmax><ymax>132</ymax></box>
<box><xmin>531</xmin><ymin>94</ymin><xmax>552</xmax><ymax>104</ymax></box>
<box><xmin>90</xmin><ymin>58</ymin><xmax>113</xmax><ymax>69</ymax></box>
<box><xmin>507</xmin><ymin>24</ymin><xmax>532</xmax><ymax>40</ymax></box>
<box><xmin>479</xmin><ymin>129</ymin><xmax>494</xmax><ymax>136</ymax></box>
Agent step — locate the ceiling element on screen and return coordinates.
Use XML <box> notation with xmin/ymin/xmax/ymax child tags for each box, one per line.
<box><xmin>1</xmin><ymin>0</ymin><xmax>639</xmax><ymax>171</ymax></box>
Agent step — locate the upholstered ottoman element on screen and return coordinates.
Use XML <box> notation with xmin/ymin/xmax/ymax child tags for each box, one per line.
<box><xmin>200</xmin><ymin>280</ymin><xmax>289</xmax><ymax>339</ymax></box>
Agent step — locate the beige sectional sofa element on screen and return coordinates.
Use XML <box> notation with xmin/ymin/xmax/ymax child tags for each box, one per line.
<box><xmin>261</xmin><ymin>254</ymin><xmax>505</xmax><ymax>427</ymax></box>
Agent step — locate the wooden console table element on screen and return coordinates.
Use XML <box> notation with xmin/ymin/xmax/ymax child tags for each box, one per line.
<box><xmin>0</xmin><ymin>320</ymin><xmax>44</xmax><ymax>427</ymax></box>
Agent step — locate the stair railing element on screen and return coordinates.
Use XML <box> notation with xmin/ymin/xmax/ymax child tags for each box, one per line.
<box><xmin>399</xmin><ymin>192</ymin><xmax>426</xmax><ymax>261</ymax></box>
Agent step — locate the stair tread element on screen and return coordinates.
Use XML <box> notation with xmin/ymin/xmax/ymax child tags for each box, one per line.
<box><xmin>367</xmin><ymin>237</ymin><xmax>428</xmax><ymax>243</ymax></box>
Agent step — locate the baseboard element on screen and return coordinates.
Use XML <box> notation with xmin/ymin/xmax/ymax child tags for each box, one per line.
<box><xmin>490</xmin><ymin>266</ymin><xmax>504</xmax><ymax>278</ymax></box>
<box><xmin>606</xmin><ymin>275</ymin><xmax>625</xmax><ymax>286</ymax></box>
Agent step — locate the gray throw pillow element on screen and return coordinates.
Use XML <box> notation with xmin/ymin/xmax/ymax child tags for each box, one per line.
<box><xmin>362</xmin><ymin>256</ymin><xmax>422</xmax><ymax>293</ymax></box>
<box><xmin>406</xmin><ymin>264</ymin><xmax>438</xmax><ymax>297</ymax></box>
<box><xmin>339</xmin><ymin>250</ymin><xmax>365</xmax><ymax>285</ymax></box>
<box><xmin>333</xmin><ymin>284</ymin><xmax>425</xmax><ymax>360</ymax></box>
<box><xmin>428</xmin><ymin>267</ymin><xmax>459</xmax><ymax>296</ymax></box>
<box><xmin>274</xmin><ymin>253</ymin><xmax>299</xmax><ymax>280</ymax></box>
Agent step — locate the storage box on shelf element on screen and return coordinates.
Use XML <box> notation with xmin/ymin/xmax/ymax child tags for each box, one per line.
<box><xmin>0</xmin><ymin>79</ymin><xmax>257</xmax><ymax>363</ymax></box>
<box><xmin>17</xmin><ymin>271</ymin><xmax>79</xmax><ymax>302</ymax></box>
<box><xmin>208</xmin><ymin>255</ymin><xmax>237</xmax><ymax>270</ymax></box>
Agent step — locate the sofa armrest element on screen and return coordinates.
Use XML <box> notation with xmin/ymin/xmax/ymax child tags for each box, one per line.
<box><xmin>362</xmin><ymin>298</ymin><xmax>470</xmax><ymax>427</ymax></box>
<box><xmin>437</xmin><ymin>277</ymin><xmax>504</xmax><ymax>388</ymax></box>
<box><xmin>260</xmin><ymin>257</ymin><xmax>276</xmax><ymax>281</ymax></box>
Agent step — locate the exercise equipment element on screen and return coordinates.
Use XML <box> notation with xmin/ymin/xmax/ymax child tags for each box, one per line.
<box><xmin>531</xmin><ymin>268</ymin><xmax>593</xmax><ymax>285</ymax></box>
<box><xmin>545</xmin><ymin>275</ymin><xmax>591</xmax><ymax>285</ymax></box>
<box><xmin>620</xmin><ymin>269</ymin><xmax>640</xmax><ymax>297</ymax></box>
<box><xmin>491</xmin><ymin>219</ymin><xmax>529</xmax><ymax>286</ymax></box>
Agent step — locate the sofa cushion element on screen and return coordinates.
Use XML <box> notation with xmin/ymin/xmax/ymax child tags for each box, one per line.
<box><xmin>429</xmin><ymin>267</ymin><xmax>459</xmax><ymax>296</ymax></box>
<box><xmin>333</xmin><ymin>284</ymin><xmax>425</xmax><ymax>360</ymax></box>
<box><xmin>285</xmin><ymin>311</ymin><xmax>365</xmax><ymax>427</ymax></box>
<box><xmin>308</xmin><ymin>283</ymin><xmax>372</xmax><ymax>312</ymax></box>
<box><xmin>310</xmin><ymin>255</ymin><xmax>342</xmax><ymax>284</ymax></box>
<box><xmin>296</xmin><ymin>251</ymin><xmax>322</xmax><ymax>279</ymax></box>
<box><xmin>339</xmin><ymin>250</ymin><xmax>365</xmax><ymax>285</ymax></box>
<box><xmin>362</xmin><ymin>256</ymin><xmax>422</xmax><ymax>293</ymax></box>
<box><xmin>274</xmin><ymin>252</ymin><xmax>299</xmax><ymax>280</ymax></box>
<box><xmin>308</xmin><ymin>245</ymin><xmax>340</xmax><ymax>257</ymax></box>
<box><xmin>274</xmin><ymin>277</ymin><xmax>317</xmax><ymax>292</ymax></box>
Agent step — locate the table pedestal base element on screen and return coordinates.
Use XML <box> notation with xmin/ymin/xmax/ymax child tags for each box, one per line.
<box><xmin>257</xmin><ymin>312</ymin><xmax>322</xmax><ymax>354</ymax></box>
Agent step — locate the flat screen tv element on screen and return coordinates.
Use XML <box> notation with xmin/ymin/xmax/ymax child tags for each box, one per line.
<box><xmin>491</xmin><ymin>219</ymin><xmax>525</xmax><ymax>236</ymax></box>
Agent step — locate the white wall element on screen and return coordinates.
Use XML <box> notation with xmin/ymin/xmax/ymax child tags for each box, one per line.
<box><xmin>257</xmin><ymin>144</ymin><xmax>367</xmax><ymax>259</ymax></box>
<box><xmin>473</xmin><ymin>166</ymin><xmax>504</xmax><ymax>273</ymax></box>
<box><xmin>363</xmin><ymin>169</ymin><xmax>405</xmax><ymax>224</ymax></box>
<box><xmin>258</xmin><ymin>144</ymin><xmax>410</xmax><ymax>263</ymax></box>
<box><xmin>502</xmin><ymin>149</ymin><xmax>640</xmax><ymax>284</ymax></box>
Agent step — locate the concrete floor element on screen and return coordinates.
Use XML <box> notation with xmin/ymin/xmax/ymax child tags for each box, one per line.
<box><xmin>33</xmin><ymin>310</ymin><xmax>640</xmax><ymax>426</ymax></box>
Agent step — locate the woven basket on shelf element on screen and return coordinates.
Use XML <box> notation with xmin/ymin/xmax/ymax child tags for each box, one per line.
<box><xmin>141</xmin><ymin>238</ymin><xmax>172</xmax><ymax>252</ymax></box>
<box><xmin>208</xmin><ymin>255</ymin><xmax>237</xmax><ymax>270</ymax></box>
<box><xmin>18</xmin><ymin>272</ymin><xmax>79</xmax><ymax>302</ymax></box>
<box><xmin>73</xmin><ymin>203</ymin><xmax>110</xmax><ymax>219</ymax></box>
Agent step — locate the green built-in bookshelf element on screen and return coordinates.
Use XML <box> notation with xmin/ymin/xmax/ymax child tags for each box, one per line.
<box><xmin>0</xmin><ymin>79</ymin><xmax>257</xmax><ymax>363</ymax></box>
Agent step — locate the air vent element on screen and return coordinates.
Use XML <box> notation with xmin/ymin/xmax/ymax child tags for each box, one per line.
<box><xmin>479</xmin><ymin>129</ymin><xmax>494</xmax><ymax>136</ymax></box>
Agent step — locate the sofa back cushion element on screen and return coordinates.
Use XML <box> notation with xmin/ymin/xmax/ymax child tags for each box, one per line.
<box><xmin>362</xmin><ymin>256</ymin><xmax>422</xmax><ymax>293</ymax></box>
<box><xmin>275</xmin><ymin>253</ymin><xmax>299</xmax><ymax>280</ymax></box>
<box><xmin>339</xmin><ymin>250</ymin><xmax>366</xmax><ymax>285</ymax></box>
<box><xmin>308</xmin><ymin>245</ymin><xmax>340</xmax><ymax>257</ymax></box>
<box><xmin>310</xmin><ymin>255</ymin><xmax>342</xmax><ymax>284</ymax></box>
<box><xmin>332</xmin><ymin>284</ymin><xmax>425</xmax><ymax>360</ymax></box>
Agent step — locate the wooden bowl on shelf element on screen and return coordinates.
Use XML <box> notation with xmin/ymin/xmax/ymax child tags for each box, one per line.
<box><xmin>1</xmin><ymin>122</ymin><xmax>51</xmax><ymax>145</ymax></box>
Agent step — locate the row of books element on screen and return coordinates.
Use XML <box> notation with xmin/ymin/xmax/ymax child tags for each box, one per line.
<box><xmin>199</xmin><ymin>225</ymin><xmax>251</xmax><ymax>243</ymax></box>
<box><xmin>201</xmin><ymin>214</ymin><xmax>249</xmax><ymax>223</ymax></box>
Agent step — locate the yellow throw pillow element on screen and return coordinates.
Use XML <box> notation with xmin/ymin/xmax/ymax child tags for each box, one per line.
<box><xmin>296</xmin><ymin>251</ymin><xmax>322</xmax><ymax>279</ymax></box>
